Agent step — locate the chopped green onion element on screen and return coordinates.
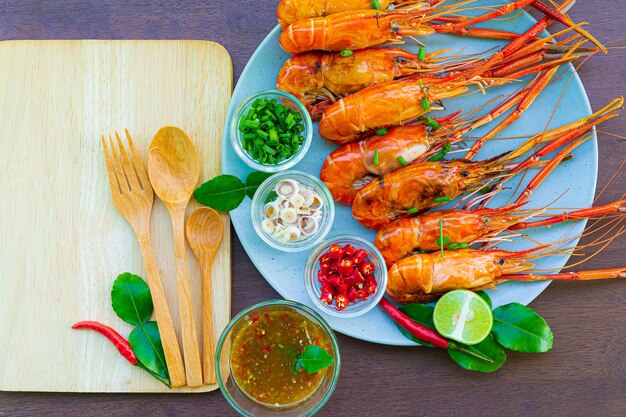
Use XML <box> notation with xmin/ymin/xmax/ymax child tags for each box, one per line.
<box><xmin>238</xmin><ymin>96</ymin><xmax>306</xmax><ymax>165</ymax></box>
<box><xmin>419</xmin><ymin>79</ymin><xmax>424</xmax><ymax>91</ymax></box>
<box><xmin>397</xmin><ymin>155</ymin><xmax>408</xmax><ymax>167</ymax></box>
<box><xmin>458</xmin><ymin>243</ymin><xmax>470</xmax><ymax>249</ymax></box>
<box><xmin>373</xmin><ymin>150</ymin><xmax>379</xmax><ymax>165</ymax></box>
<box><xmin>340</xmin><ymin>49</ymin><xmax>353</xmax><ymax>57</ymax></box>
<box><xmin>435</xmin><ymin>235</ymin><xmax>451</xmax><ymax>247</ymax></box>
<box><xmin>479</xmin><ymin>186</ymin><xmax>491</xmax><ymax>194</ymax></box>
<box><xmin>417</xmin><ymin>47</ymin><xmax>427</xmax><ymax>62</ymax></box>
<box><xmin>420</xmin><ymin>97</ymin><xmax>430</xmax><ymax>112</ymax></box>
<box><xmin>376</xmin><ymin>128</ymin><xmax>388</xmax><ymax>136</ymax></box>
<box><xmin>418</xmin><ymin>249</ymin><xmax>427</xmax><ymax>254</ymax></box>
<box><xmin>442</xmin><ymin>142</ymin><xmax>452</xmax><ymax>155</ymax></box>
<box><xmin>447</xmin><ymin>243</ymin><xmax>460</xmax><ymax>250</ymax></box>
<box><xmin>428</xmin><ymin>152</ymin><xmax>445</xmax><ymax>162</ymax></box>
<box><xmin>434</xmin><ymin>196</ymin><xmax>451</xmax><ymax>203</ymax></box>
<box><xmin>425</xmin><ymin>116</ymin><xmax>440</xmax><ymax>130</ymax></box>
<box><xmin>279</xmin><ymin>343</ymin><xmax>285</xmax><ymax>349</ymax></box>
<box><xmin>407</xmin><ymin>207</ymin><xmax>418</xmax><ymax>214</ymax></box>
<box><xmin>439</xmin><ymin>220</ymin><xmax>445</xmax><ymax>260</ymax></box>
<box><xmin>371</xmin><ymin>0</ymin><xmax>381</xmax><ymax>9</ymax></box>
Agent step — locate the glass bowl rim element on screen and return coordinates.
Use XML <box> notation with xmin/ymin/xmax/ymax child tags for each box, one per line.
<box><xmin>229</xmin><ymin>89</ymin><xmax>313</xmax><ymax>173</ymax></box>
<box><xmin>304</xmin><ymin>234</ymin><xmax>389</xmax><ymax>318</ymax></box>
<box><xmin>250</xmin><ymin>170</ymin><xmax>336</xmax><ymax>252</ymax></box>
<box><xmin>215</xmin><ymin>299</ymin><xmax>341</xmax><ymax>417</ymax></box>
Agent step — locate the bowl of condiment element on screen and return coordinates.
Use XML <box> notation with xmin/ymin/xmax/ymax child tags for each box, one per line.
<box><xmin>216</xmin><ymin>300</ymin><xmax>340</xmax><ymax>417</ymax></box>
<box><xmin>304</xmin><ymin>235</ymin><xmax>388</xmax><ymax>318</ymax></box>
<box><xmin>251</xmin><ymin>170</ymin><xmax>335</xmax><ymax>252</ymax></box>
<box><xmin>230</xmin><ymin>90</ymin><xmax>313</xmax><ymax>172</ymax></box>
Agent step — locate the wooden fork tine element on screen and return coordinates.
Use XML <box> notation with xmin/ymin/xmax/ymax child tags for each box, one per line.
<box><xmin>108</xmin><ymin>135</ymin><xmax>131</xmax><ymax>195</ymax></box>
<box><xmin>125</xmin><ymin>129</ymin><xmax>150</xmax><ymax>189</ymax></box>
<box><xmin>115</xmin><ymin>131</ymin><xmax>141</xmax><ymax>192</ymax></box>
<box><xmin>101</xmin><ymin>135</ymin><xmax>122</xmax><ymax>195</ymax></box>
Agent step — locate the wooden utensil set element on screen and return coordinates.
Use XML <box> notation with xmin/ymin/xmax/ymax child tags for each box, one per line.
<box><xmin>102</xmin><ymin>127</ymin><xmax>222</xmax><ymax>388</ymax></box>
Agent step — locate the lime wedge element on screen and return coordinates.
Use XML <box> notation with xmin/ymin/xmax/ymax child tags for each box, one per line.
<box><xmin>433</xmin><ymin>290</ymin><xmax>493</xmax><ymax>345</ymax></box>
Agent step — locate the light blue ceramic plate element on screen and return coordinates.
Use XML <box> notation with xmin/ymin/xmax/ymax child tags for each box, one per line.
<box><xmin>222</xmin><ymin>6</ymin><xmax>596</xmax><ymax>345</ymax></box>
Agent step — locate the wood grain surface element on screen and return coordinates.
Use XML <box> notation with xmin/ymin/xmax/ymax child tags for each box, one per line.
<box><xmin>0</xmin><ymin>40</ymin><xmax>232</xmax><ymax>393</ymax></box>
<box><xmin>0</xmin><ymin>1</ymin><xmax>624</xmax><ymax>416</ymax></box>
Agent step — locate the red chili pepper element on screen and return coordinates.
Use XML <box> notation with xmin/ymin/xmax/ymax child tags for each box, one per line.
<box><xmin>320</xmin><ymin>288</ymin><xmax>334</xmax><ymax>304</ymax></box>
<box><xmin>343</xmin><ymin>271</ymin><xmax>359</xmax><ymax>287</ymax></box>
<box><xmin>337</xmin><ymin>258</ymin><xmax>354</xmax><ymax>276</ymax></box>
<box><xmin>320</xmin><ymin>254</ymin><xmax>332</xmax><ymax>264</ymax></box>
<box><xmin>357</xmin><ymin>289</ymin><xmax>369</xmax><ymax>300</ymax></box>
<box><xmin>327</xmin><ymin>274</ymin><xmax>342</xmax><ymax>287</ymax></box>
<box><xmin>343</xmin><ymin>244</ymin><xmax>357</xmax><ymax>256</ymax></box>
<box><xmin>335</xmin><ymin>294</ymin><xmax>349</xmax><ymax>311</ymax></box>
<box><xmin>366</xmin><ymin>280</ymin><xmax>378</xmax><ymax>295</ymax></box>
<box><xmin>72</xmin><ymin>321</ymin><xmax>138</xmax><ymax>365</ymax></box>
<box><xmin>347</xmin><ymin>287</ymin><xmax>359</xmax><ymax>302</ymax></box>
<box><xmin>378</xmin><ymin>298</ymin><xmax>449</xmax><ymax>349</ymax></box>
<box><xmin>329</xmin><ymin>260</ymin><xmax>340</xmax><ymax>273</ymax></box>
<box><xmin>327</xmin><ymin>244</ymin><xmax>344</xmax><ymax>259</ymax></box>
<box><xmin>359</xmin><ymin>261</ymin><xmax>375</xmax><ymax>275</ymax></box>
<box><xmin>318</xmin><ymin>269</ymin><xmax>328</xmax><ymax>283</ymax></box>
<box><xmin>335</xmin><ymin>283</ymin><xmax>349</xmax><ymax>295</ymax></box>
<box><xmin>353</xmin><ymin>249</ymin><xmax>368</xmax><ymax>264</ymax></box>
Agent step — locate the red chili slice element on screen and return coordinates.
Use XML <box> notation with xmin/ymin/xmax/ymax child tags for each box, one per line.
<box><xmin>359</xmin><ymin>261</ymin><xmax>375</xmax><ymax>276</ymax></box>
<box><xmin>327</xmin><ymin>244</ymin><xmax>344</xmax><ymax>259</ymax></box>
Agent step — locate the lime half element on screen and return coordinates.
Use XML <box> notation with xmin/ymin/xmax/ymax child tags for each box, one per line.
<box><xmin>433</xmin><ymin>290</ymin><xmax>493</xmax><ymax>345</ymax></box>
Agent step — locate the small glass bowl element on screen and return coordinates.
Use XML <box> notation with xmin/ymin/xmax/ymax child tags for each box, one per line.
<box><xmin>215</xmin><ymin>300</ymin><xmax>341</xmax><ymax>417</ymax></box>
<box><xmin>304</xmin><ymin>235</ymin><xmax>388</xmax><ymax>319</ymax></box>
<box><xmin>251</xmin><ymin>170</ymin><xmax>335</xmax><ymax>252</ymax></box>
<box><xmin>230</xmin><ymin>89</ymin><xmax>313</xmax><ymax>173</ymax></box>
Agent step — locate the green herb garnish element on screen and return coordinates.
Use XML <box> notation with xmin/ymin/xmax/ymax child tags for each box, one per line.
<box><xmin>397</xmin><ymin>155</ymin><xmax>408</xmax><ymax>167</ymax></box>
<box><xmin>434</xmin><ymin>196</ymin><xmax>450</xmax><ymax>203</ymax></box>
<box><xmin>428</xmin><ymin>152</ymin><xmax>445</xmax><ymax>162</ymax></box>
<box><xmin>491</xmin><ymin>303</ymin><xmax>553</xmax><ymax>353</ymax></box>
<box><xmin>371</xmin><ymin>0</ymin><xmax>381</xmax><ymax>10</ymax></box>
<box><xmin>420</xmin><ymin>96</ymin><xmax>430</xmax><ymax>112</ymax></box>
<box><xmin>238</xmin><ymin>97</ymin><xmax>305</xmax><ymax>165</ymax></box>
<box><xmin>373</xmin><ymin>150</ymin><xmax>379</xmax><ymax>165</ymax></box>
<box><xmin>439</xmin><ymin>219</ymin><xmax>445</xmax><ymax>260</ymax></box>
<box><xmin>396</xmin><ymin>291</ymin><xmax>554</xmax><ymax>373</ymax></box>
<box><xmin>417</xmin><ymin>46</ymin><xmax>427</xmax><ymax>61</ymax></box>
<box><xmin>112</xmin><ymin>273</ymin><xmax>170</xmax><ymax>387</ymax></box>
<box><xmin>376</xmin><ymin>128</ymin><xmax>388</xmax><ymax>135</ymax></box>
<box><xmin>425</xmin><ymin>116</ymin><xmax>440</xmax><ymax>130</ymax></box>
<box><xmin>194</xmin><ymin>171</ymin><xmax>273</xmax><ymax>211</ymax></box>
<box><xmin>407</xmin><ymin>207</ymin><xmax>418</xmax><ymax>214</ymax></box>
<box><xmin>294</xmin><ymin>345</ymin><xmax>334</xmax><ymax>374</ymax></box>
<box><xmin>340</xmin><ymin>49</ymin><xmax>353</xmax><ymax>57</ymax></box>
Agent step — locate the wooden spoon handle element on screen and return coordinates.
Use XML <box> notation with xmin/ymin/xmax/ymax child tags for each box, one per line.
<box><xmin>200</xmin><ymin>259</ymin><xmax>216</xmax><ymax>384</ymax></box>
<box><xmin>137</xmin><ymin>236</ymin><xmax>186</xmax><ymax>388</ymax></box>
<box><xmin>170</xmin><ymin>206</ymin><xmax>203</xmax><ymax>388</ymax></box>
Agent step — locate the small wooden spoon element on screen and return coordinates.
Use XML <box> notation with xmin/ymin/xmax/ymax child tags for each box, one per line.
<box><xmin>186</xmin><ymin>207</ymin><xmax>224</xmax><ymax>385</ymax></box>
<box><xmin>147</xmin><ymin>126</ymin><xmax>203</xmax><ymax>388</ymax></box>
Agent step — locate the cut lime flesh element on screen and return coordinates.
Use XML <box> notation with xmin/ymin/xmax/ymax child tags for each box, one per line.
<box><xmin>433</xmin><ymin>290</ymin><xmax>493</xmax><ymax>345</ymax></box>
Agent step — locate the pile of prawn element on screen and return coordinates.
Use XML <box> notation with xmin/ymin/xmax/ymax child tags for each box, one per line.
<box><xmin>272</xmin><ymin>0</ymin><xmax>626</xmax><ymax>306</ymax></box>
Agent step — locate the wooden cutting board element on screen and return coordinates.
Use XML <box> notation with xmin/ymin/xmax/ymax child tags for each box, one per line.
<box><xmin>0</xmin><ymin>40</ymin><xmax>232</xmax><ymax>393</ymax></box>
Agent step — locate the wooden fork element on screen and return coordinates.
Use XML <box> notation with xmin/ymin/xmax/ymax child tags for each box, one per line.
<box><xmin>102</xmin><ymin>130</ymin><xmax>186</xmax><ymax>388</ymax></box>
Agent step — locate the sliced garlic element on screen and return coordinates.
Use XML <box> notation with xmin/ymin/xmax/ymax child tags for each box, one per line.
<box><xmin>275</xmin><ymin>179</ymin><xmax>299</xmax><ymax>198</ymax></box>
<box><xmin>300</xmin><ymin>187</ymin><xmax>314</xmax><ymax>206</ymax></box>
<box><xmin>280</xmin><ymin>207</ymin><xmax>298</xmax><ymax>224</ymax></box>
<box><xmin>261</xmin><ymin>219</ymin><xmax>275</xmax><ymax>234</ymax></box>
<box><xmin>262</xmin><ymin>179</ymin><xmax>324</xmax><ymax>243</ymax></box>
<box><xmin>290</xmin><ymin>193</ymin><xmax>306</xmax><ymax>208</ymax></box>
<box><xmin>310</xmin><ymin>192</ymin><xmax>323</xmax><ymax>210</ymax></box>
<box><xmin>264</xmin><ymin>202</ymin><xmax>280</xmax><ymax>220</ymax></box>
<box><xmin>299</xmin><ymin>216</ymin><xmax>319</xmax><ymax>235</ymax></box>
<box><xmin>285</xmin><ymin>226</ymin><xmax>302</xmax><ymax>241</ymax></box>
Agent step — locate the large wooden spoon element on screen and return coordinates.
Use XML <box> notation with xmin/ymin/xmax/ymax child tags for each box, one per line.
<box><xmin>186</xmin><ymin>207</ymin><xmax>224</xmax><ymax>385</ymax></box>
<box><xmin>147</xmin><ymin>126</ymin><xmax>202</xmax><ymax>388</ymax></box>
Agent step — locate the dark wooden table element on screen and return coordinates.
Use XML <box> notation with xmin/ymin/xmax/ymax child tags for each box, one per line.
<box><xmin>1</xmin><ymin>1</ymin><xmax>624</xmax><ymax>416</ymax></box>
